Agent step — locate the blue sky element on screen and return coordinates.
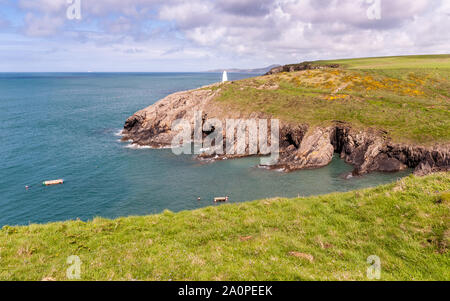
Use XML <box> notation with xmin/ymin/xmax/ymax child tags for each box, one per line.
<box><xmin>0</xmin><ymin>0</ymin><xmax>449</xmax><ymax>72</ymax></box>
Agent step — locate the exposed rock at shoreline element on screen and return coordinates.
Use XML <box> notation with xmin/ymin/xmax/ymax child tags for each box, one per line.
<box><xmin>123</xmin><ymin>86</ymin><xmax>449</xmax><ymax>176</ymax></box>
<box><xmin>274</xmin><ymin>127</ymin><xmax>335</xmax><ymax>171</ymax></box>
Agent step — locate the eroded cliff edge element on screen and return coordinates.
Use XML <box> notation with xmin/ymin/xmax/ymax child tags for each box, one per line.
<box><xmin>122</xmin><ymin>85</ymin><xmax>449</xmax><ymax>176</ymax></box>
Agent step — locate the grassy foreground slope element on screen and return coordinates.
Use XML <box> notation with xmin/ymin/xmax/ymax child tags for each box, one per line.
<box><xmin>214</xmin><ymin>55</ymin><xmax>450</xmax><ymax>144</ymax></box>
<box><xmin>1</xmin><ymin>173</ymin><xmax>449</xmax><ymax>281</ymax></box>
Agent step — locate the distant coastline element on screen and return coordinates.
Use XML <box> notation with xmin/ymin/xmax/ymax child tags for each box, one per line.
<box><xmin>205</xmin><ymin>64</ymin><xmax>281</xmax><ymax>74</ymax></box>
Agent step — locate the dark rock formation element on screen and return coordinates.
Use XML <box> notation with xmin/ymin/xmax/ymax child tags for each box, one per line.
<box><xmin>388</xmin><ymin>144</ymin><xmax>450</xmax><ymax>176</ymax></box>
<box><xmin>265</xmin><ymin>62</ymin><xmax>340</xmax><ymax>75</ymax></box>
<box><xmin>331</xmin><ymin>126</ymin><xmax>407</xmax><ymax>175</ymax></box>
<box><xmin>274</xmin><ymin>127</ymin><xmax>335</xmax><ymax>171</ymax></box>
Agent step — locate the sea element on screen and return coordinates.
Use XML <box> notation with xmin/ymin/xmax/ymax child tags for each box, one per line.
<box><xmin>0</xmin><ymin>72</ymin><xmax>411</xmax><ymax>226</ymax></box>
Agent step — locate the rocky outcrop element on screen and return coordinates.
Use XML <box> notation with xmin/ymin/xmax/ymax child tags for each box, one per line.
<box><xmin>387</xmin><ymin>144</ymin><xmax>450</xmax><ymax>176</ymax></box>
<box><xmin>123</xmin><ymin>84</ymin><xmax>272</xmax><ymax>148</ymax></box>
<box><xmin>265</xmin><ymin>62</ymin><xmax>339</xmax><ymax>75</ymax></box>
<box><xmin>332</xmin><ymin>126</ymin><xmax>449</xmax><ymax>175</ymax></box>
<box><xmin>274</xmin><ymin>127</ymin><xmax>335</xmax><ymax>171</ymax></box>
<box><xmin>123</xmin><ymin>86</ymin><xmax>450</xmax><ymax>176</ymax></box>
<box><xmin>123</xmin><ymin>86</ymin><xmax>222</xmax><ymax>147</ymax></box>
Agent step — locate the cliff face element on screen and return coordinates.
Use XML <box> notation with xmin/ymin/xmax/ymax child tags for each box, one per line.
<box><xmin>123</xmin><ymin>86</ymin><xmax>450</xmax><ymax>176</ymax></box>
<box><xmin>274</xmin><ymin>124</ymin><xmax>449</xmax><ymax>175</ymax></box>
<box><xmin>124</xmin><ymin>88</ymin><xmax>219</xmax><ymax>148</ymax></box>
<box><xmin>123</xmin><ymin>84</ymin><xmax>272</xmax><ymax>148</ymax></box>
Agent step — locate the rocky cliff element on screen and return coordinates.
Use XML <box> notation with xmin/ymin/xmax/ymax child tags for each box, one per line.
<box><xmin>123</xmin><ymin>85</ymin><xmax>449</xmax><ymax>176</ymax></box>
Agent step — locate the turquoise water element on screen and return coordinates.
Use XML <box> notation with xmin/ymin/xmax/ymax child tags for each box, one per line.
<box><xmin>0</xmin><ymin>73</ymin><xmax>411</xmax><ymax>226</ymax></box>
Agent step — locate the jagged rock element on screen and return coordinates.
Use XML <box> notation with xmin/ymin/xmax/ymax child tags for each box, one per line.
<box><xmin>371</xmin><ymin>153</ymin><xmax>408</xmax><ymax>173</ymax></box>
<box><xmin>122</xmin><ymin>86</ymin><xmax>221</xmax><ymax>147</ymax></box>
<box><xmin>414</xmin><ymin>160</ymin><xmax>450</xmax><ymax>176</ymax></box>
<box><xmin>414</xmin><ymin>161</ymin><xmax>433</xmax><ymax>176</ymax></box>
<box><xmin>265</xmin><ymin>62</ymin><xmax>339</xmax><ymax>75</ymax></box>
<box><xmin>276</xmin><ymin>128</ymin><xmax>334</xmax><ymax>170</ymax></box>
<box><xmin>280</xmin><ymin>124</ymin><xmax>308</xmax><ymax>149</ymax></box>
<box><xmin>333</xmin><ymin>127</ymin><xmax>408</xmax><ymax>175</ymax></box>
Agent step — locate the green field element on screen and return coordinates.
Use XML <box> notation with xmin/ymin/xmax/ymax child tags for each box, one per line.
<box><xmin>317</xmin><ymin>54</ymin><xmax>450</xmax><ymax>69</ymax></box>
<box><xmin>1</xmin><ymin>173</ymin><xmax>449</xmax><ymax>281</ymax></box>
<box><xmin>214</xmin><ymin>55</ymin><xmax>450</xmax><ymax>144</ymax></box>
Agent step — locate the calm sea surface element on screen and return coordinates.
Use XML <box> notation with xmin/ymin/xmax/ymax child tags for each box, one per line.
<box><xmin>0</xmin><ymin>73</ymin><xmax>411</xmax><ymax>226</ymax></box>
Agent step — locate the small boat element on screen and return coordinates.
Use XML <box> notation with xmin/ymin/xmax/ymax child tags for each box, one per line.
<box><xmin>43</xmin><ymin>179</ymin><xmax>64</xmax><ymax>186</ymax></box>
<box><xmin>214</xmin><ymin>196</ymin><xmax>229</xmax><ymax>203</ymax></box>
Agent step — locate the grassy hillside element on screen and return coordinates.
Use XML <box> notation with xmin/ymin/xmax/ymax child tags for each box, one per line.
<box><xmin>1</xmin><ymin>173</ymin><xmax>449</xmax><ymax>281</ymax></box>
<box><xmin>214</xmin><ymin>55</ymin><xmax>450</xmax><ymax>144</ymax></box>
<box><xmin>317</xmin><ymin>54</ymin><xmax>450</xmax><ymax>69</ymax></box>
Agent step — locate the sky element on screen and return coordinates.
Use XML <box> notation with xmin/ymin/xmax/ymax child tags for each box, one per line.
<box><xmin>0</xmin><ymin>0</ymin><xmax>449</xmax><ymax>72</ymax></box>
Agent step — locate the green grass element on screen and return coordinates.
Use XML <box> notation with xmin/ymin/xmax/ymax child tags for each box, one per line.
<box><xmin>213</xmin><ymin>55</ymin><xmax>450</xmax><ymax>144</ymax></box>
<box><xmin>1</xmin><ymin>173</ymin><xmax>449</xmax><ymax>281</ymax></box>
<box><xmin>317</xmin><ymin>54</ymin><xmax>450</xmax><ymax>69</ymax></box>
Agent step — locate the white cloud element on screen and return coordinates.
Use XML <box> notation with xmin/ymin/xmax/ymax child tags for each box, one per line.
<box><xmin>24</xmin><ymin>13</ymin><xmax>64</xmax><ymax>37</ymax></box>
<box><xmin>19</xmin><ymin>0</ymin><xmax>66</xmax><ymax>14</ymax></box>
<box><xmin>157</xmin><ymin>0</ymin><xmax>449</xmax><ymax>63</ymax></box>
<box><xmin>2</xmin><ymin>0</ymin><xmax>449</xmax><ymax>71</ymax></box>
